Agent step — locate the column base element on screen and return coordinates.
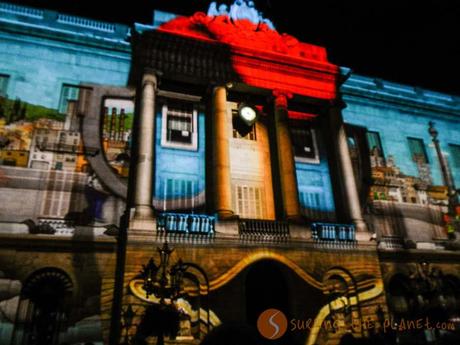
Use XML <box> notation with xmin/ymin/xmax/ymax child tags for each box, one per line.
<box><xmin>216</xmin><ymin>210</ymin><xmax>238</xmax><ymax>221</ymax></box>
<box><xmin>130</xmin><ymin>205</ymin><xmax>156</xmax><ymax>239</ymax></box>
<box><xmin>133</xmin><ymin>205</ymin><xmax>155</xmax><ymax>220</ymax></box>
<box><xmin>129</xmin><ymin>217</ymin><xmax>156</xmax><ymax>240</ymax></box>
<box><xmin>353</xmin><ymin>219</ymin><xmax>368</xmax><ymax>232</ymax></box>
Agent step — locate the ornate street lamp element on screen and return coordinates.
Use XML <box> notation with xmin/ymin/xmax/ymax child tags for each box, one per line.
<box><xmin>120</xmin><ymin>304</ymin><xmax>136</xmax><ymax>345</ymax></box>
<box><xmin>138</xmin><ymin>242</ymin><xmax>210</xmax><ymax>344</ymax></box>
<box><xmin>428</xmin><ymin>121</ymin><xmax>458</xmax><ymax>215</ymax></box>
<box><xmin>140</xmin><ymin>242</ymin><xmax>184</xmax><ymax>303</ymax></box>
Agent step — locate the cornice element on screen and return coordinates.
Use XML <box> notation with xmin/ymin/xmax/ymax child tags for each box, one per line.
<box><xmin>342</xmin><ymin>89</ymin><xmax>460</xmax><ymax>120</ymax></box>
<box><xmin>132</xmin><ymin>27</ymin><xmax>339</xmax><ymax>99</ymax></box>
<box><xmin>0</xmin><ymin>18</ymin><xmax>131</xmax><ymax>53</ymax></box>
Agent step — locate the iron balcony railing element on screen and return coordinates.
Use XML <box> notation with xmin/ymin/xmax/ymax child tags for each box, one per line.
<box><xmin>57</xmin><ymin>14</ymin><xmax>116</xmax><ymax>32</ymax></box>
<box><xmin>0</xmin><ymin>2</ymin><xmax>44</xmax><ymax>18</ymax></box>
<box><xmin>157</xmin><ymin>213</ymin><xmax>215</xmax><ymax>236</ymax></box>
<box><xmin>0</xmin><ymin>2</ymin><xmax>129</xmax><ymax>39</ymax></box>
<box><xmin>379</xmin><ymin>235</ymin><xmax>405</xmax><ymax>249</ymax></box>
<box><xmin>311</xmin><ymin>222</ymin><xmax>356</xmax><ymax>242</ymax></box>
<box><xmin>238</xmin><ymin>219</ymin><xmax>290</xmax><ymax>240</ymax></box>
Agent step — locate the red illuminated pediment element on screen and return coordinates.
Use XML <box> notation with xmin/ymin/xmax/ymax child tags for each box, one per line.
<box><xmin>141</xmin><ymin>12</ymin><xmax>340</xmax><ymax>100</ymax></box>
<box><xmin>159</xmin><ymin>12</ymin><xmax>329</xmax><ymax>64</ymax></box>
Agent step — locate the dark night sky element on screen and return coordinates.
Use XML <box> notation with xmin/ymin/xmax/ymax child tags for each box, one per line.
<box><xmin>8</xmin><ymin>0</ymin><xmax>460</xmax><ymax>96</ymax></box>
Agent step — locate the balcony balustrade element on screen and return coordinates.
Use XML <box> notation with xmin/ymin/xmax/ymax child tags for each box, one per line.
<box><xmin>157</xmin><ymin>213</ymin><xmax>215</xmax><ymax>236</ymax></box>
<box><xmin>379</xmin><ymin>235</ymin><xmax>405</xmax><ymax>249</ymax></box>
<box><xmin>238</xmin><ymin>219</ymin><xmax>290</xmax><ymax>240</ymax></box>
<box><xmin>311</xmin><ymin>222</ymin><xmax>356</xmax><ymax>242</ymax></box>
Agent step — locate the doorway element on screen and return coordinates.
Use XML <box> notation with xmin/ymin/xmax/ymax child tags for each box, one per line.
<box><xmin>245</xmin><ymin>260</ymin><xmax>291</xmax><ymax>343</ymax></box>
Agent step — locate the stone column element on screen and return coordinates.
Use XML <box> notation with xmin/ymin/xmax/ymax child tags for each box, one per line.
<box><xmin>273</xmin><ymin>90</ymin><xmax>301</xmax><ymax>221</ymax></box>
<box><xmin>133</xmin><ymin>72</ymin><xmax>157</xmax><ymax>220</ymax></box>
<box><xmin>329</xmin><ymin>102</ymin><xmax>367</xmax><ymax>232</ymax></box>
<box><xmin>212</xmin><ymin>86</ymin><xmax>234</xmax><ymax>219</ymax></box>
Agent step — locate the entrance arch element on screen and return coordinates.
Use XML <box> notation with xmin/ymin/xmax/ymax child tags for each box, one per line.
<box><xmin>245</xmin><ymin>260</ymin><xmax>290</xmax><ymax>326</ymax></box>
<box><xmin>205</xmin><ymin>252</ymin><xmax>325</xmax><ymax>345</ymax></box>
<box><xmin>12</xmin><ymin>267</ymin><xmax>73</xmax><ymax>345</ymax></box>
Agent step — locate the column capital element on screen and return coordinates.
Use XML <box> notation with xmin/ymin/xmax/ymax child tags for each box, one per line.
<box><xmin>142</xmin><ymin>72</ymin><xmax>158</xmax><ymax>88</ymax></box>
<box><xmin>212</xmin><ymin>84</ymin><xmax>227</xmax><ymax>92</ymax></box>
<box><xmin>273</xmin><ymin>89</ymin><xmax>293</xmax><ymax>108</ymax></box>
<box><xmin>212</xmin><ymin>84</ymin><xmax>234</xmax><ymax>98</ymax></box>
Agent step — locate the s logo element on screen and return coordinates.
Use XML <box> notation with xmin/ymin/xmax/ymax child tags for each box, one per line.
<box><xmin>257</xmin><ymin>308</ymin><xmax>288</xmax><ymax>340</ymax></box>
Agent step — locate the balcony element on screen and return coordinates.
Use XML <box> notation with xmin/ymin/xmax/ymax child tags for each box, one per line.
<box><xmin>378</xmin><ymin>235</ymin><xmax>405</xmax><ymax>249</ymax></box>
<box><xmin>0</xmin><ymin>2</ymin><xmax>44</xmax><ymax>18</ymax></box>
<box><xmin>0</xmin><ymin>2</ymin><xmax>130</xmax><ymax>41</ymax></box>
<box><xmin>311</xmin><ymin>222</ymin><xmax>356</xmax><ymax>243</ymax></box>
<box><xmin>57</xmin><ymin>14</ymin><xmax>116</xmax><ymax>33</ymax></box>
<box><xmin>238</xmin><ymin>219</ymin><xmax>290</xmax><ymax>241</ymax></box>
<box><xmin>157</xmin><ymin>213</ymin><xmax>215</xmax><ymax>236</ymax></box>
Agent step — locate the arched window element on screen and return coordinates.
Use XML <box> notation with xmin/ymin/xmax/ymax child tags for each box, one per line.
<box><xmin>12</xmin><ymin>268</ymin><xmax>73</xmax><ymax>345</ymax></box>
<box><xmin>388</xmin><ymin>274</ymin><xmax>411</xmax><ymax>315</ymax></box>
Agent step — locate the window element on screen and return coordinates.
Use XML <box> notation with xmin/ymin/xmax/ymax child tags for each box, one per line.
<box><xmin>17</xmin><ymin>268</ymin><xmax>73</xmax><ymax>345</ymax></box>
<box><xmin>366</xmin><ymin>131</ymin><xmax>385</xmax><ymax>158</ymax></box>
<box><xmin>449</xmin><ymin>144</ymin><xmax>460</xmax><ymax>169</ymax></box>
<box><xmin>161</xmin><ymin>102</ymin><xmax>198</xmax><ymax>150</ymax></box>
<box><xmin>164</xmin><ymin>178</ymin><xmax>193</xmax><ymax>199</ymax></box>
<box><xmin>0</xmin><ymin>74</ymin><xmax>9</xmax><ymax>97</ymax></box>
<box><xmin>58</xmin><ymin>84</ymin><xmax>80</xmax><ymax>114</ymax></box>
<box><xmin>450</xmin><ymin>144</ymin><xmax>460</xmax><ymax>186</ymax></box>
<box><xmin>407</xmin><ymin>137</ymin><xmax>428</xmax><ymax>164</ymax></box>
<box><xmin>290</xmin><ymin>126</ymin><xmax>319</xmax><ymax>163</ymax></box>
<box><xmin>299</xmin><ymin>191</ymin><xmax>324</xmax><ymax>219</ymax></box>
<box><xmin>232</xmin><ymin>109</ymin><xmax>256</xmax><ymax>140</ymax></box>
<box><xmin>158</xmin><ymin>178</ymin><xmax>198</xmax><ymax>210</ymax></box>
<box><xmin>233</xmin><ymin>184</ymin><xmax>264</xmax><ymax>219</ymax></box>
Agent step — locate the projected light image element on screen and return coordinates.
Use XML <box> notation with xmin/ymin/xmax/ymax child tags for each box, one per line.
<box><xmin>102</xmin><ymin>98</ymin><xmax>134</xmax><ymax>178</ymax></box>
<box><xmin>0</xmin><ymin>1</ymin><xmax>459</xmax><ymax>345</ymax></box>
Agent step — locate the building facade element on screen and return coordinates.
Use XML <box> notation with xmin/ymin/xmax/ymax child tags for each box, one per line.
<box><xmin>0</xmin><ymin>2</ymin><xmax>459</xmax><ymax>345</ymax></box>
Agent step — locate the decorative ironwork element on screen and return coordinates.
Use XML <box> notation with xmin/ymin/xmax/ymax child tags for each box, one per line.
<box><xmin>120</xmin><ymin>304</ymin><xmax>136</xmax><ymax>345</ymax></box>
<box><xmin>137</xmin><ymin>242</ymin><xmax>210</xmax><ymax>344</ymax></box>
<box><xmin>238</xmin><ymin>218</ymin><xmax>290</xmax><ymax>240</ymax></box>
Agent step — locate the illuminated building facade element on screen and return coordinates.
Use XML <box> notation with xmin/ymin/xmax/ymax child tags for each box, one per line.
<box><xmin>0</xmin><ymin>2</ymin><xmax>459</xmax><ymax>345</ymax></box>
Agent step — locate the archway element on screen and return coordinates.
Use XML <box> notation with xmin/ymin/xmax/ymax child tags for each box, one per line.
<box><xmin>387</xmin><ymin>273</ymin><xmax>411</xmax><ymax>316</ymax></box>
<box><xmin>245</xmin><ymin>259</ymin><xmax>291</xmax><ymax>344</ymax></box>
<box><xmin>12</xmin><ymin>268</ymin><xmax>73</xmax><ymax>345</ymax></box>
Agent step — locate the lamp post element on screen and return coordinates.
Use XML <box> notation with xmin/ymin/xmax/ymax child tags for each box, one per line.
<box><xmin>138</xmin><ymin>241</ymin><xmax>210</xmax><ymax>344</ymax></box>
<box><xmin>428</xmin><ymin>121</ymin><xmax>457</xmax><ymax>215</ymax></box>
<box><xmin>120</xmin><ymin>304</ymin><xmax>136</xmax><ymax>345</ymax></box>
<box><xmin>141</xmin><ymin>242</ymin><xmax>176</xmax><ymax>303</ymax></box>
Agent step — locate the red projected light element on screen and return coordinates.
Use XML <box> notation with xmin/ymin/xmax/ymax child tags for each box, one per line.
<box><xmin>158</xmin><ymin>12</ymin><xmax>339</xmax><ymax>100</ymax></box>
